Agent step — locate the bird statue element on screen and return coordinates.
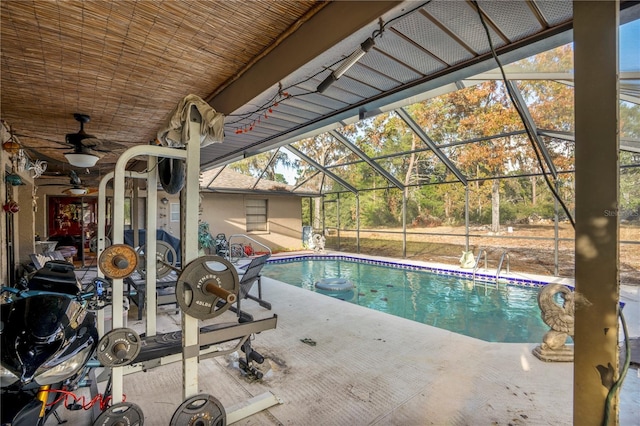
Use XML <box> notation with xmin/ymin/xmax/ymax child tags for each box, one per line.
<box><xmin>533</xmin><ymin>283</ymin><xmax>575</xmax><ymax>362</ymax></box>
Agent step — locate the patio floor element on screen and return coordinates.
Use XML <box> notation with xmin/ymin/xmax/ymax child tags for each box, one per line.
<box><xmin>50</xmin><ymin>255</ymin><xmax>640</xmax><ymax>425</ymax></box>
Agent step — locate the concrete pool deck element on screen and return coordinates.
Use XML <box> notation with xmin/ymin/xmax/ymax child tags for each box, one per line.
<box><xmin>57</xmin><ymin>254</ymin><xmax>639</xmax><ymax>425</ymax></box>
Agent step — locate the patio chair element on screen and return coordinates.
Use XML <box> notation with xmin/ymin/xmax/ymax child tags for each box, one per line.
<box><xmin>235</xmin><ymin>254</ymin><xmax>272</xmax><ymax>317</ymax></box>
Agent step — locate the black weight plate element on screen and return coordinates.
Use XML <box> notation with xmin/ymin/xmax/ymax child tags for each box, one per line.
<box><xmin>93</xmin><ymin>402</ymin><xmax>144</xmax><ymax>426</ymax></box>
<box><xmin>97</xmin><ymin>327</ymin><xmax>142</xmax><ymax>367</ymax></box>
<box><xmin>170</xmin><ymin>393</ymin><xmax>226</xmax><ymax>426</ymax></box>
<box><xmin>175</xmin><ymin>256</ymin><xmax>239</xmax><ymax>320</ymax></box>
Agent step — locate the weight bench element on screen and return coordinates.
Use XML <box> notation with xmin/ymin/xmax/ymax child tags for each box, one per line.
<box><xmin>125</xmin><ymin>273</ymin><xmax>179</xmax><ymax>320</ymax></box>
<box><xmin>107</xmin><ymin>315</ymin><xmax>278</xmax><ymax>380</ymax></box>
<box><xmin>236</xmin><ymin>254</ymin><xmax>272</xmax><ymax>315</ymax></box>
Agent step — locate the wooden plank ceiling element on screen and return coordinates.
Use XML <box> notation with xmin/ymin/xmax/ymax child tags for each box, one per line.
<box><xmin>4</xmin><ymin>1</ymin><xmax>633</xmax><ymax>190</ymax></box>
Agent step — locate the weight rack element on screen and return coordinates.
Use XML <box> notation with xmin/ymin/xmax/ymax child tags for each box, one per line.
<box><xmin>95</xmin><ymin>100</ymin><xmax>280</xmax><ymax>423</ymax></box>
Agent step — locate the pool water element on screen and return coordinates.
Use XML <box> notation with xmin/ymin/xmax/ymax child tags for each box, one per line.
<box><xmin>262</xmin><ymin>258</ymin><xmax>549</xmax><ymax>343</ymax></box>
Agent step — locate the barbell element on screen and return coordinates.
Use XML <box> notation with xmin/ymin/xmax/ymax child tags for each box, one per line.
<box><xmin>136</xmin><ymin>240</ymin><xmax>178</xmax><ymax>279</ymax></box>
<box><xmin>100</xmin><ymin>245</ymin><xmax>240</xmax><ymax>320</ymax></box>
<box><xmin>175</xmin><ymin>255</ymin><xmax>239</xmax><ymax>320</ymax></box>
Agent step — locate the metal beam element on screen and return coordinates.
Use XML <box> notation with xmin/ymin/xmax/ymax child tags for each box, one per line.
<box><xmin>329</xmin><ymin>130</ymin><xmax>405</xmax><ymax>190</ymax></box>
<box><xmin>395</xmin><ymin>108</ymin><xmax>468</xmax><ymax>186</ymax></box>
<box><xmin>538</xmin><ymin>129</ymin><xmax>640</xmax><ymax>154</ymax></box>
<box><xmin>286</xmin><ymin>145</ymin><xmax>358</xmax><ymax>194</ymax></box>
<box><xmin>206</xmin><ymin>1</ymin><xmax>400</xmax><ymax>114</ymax></box>
<box><xmin>507</xmin><ymin>81</ymin><xmax>558</xmax><ymax>179</ymax></box>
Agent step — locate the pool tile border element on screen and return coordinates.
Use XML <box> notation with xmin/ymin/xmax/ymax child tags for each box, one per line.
<box><xmin>267</xmin><ymin>253</ymin><xmax>629</xmax><ymax>309</ymax></box>
<box><xmin>268</xmin><ymin>254</ymin><xmax>572</xmax><ymax>291</ymax></box>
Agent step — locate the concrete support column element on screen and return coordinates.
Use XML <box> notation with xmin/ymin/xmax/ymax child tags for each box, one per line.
<box><xmin>573</xmin><ymin>2</ymin><xmax>620</xmax><ymax>425</ymax></box>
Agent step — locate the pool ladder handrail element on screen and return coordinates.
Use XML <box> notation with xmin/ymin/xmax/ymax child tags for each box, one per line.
<box><xmin>496</xmin><ymin>250</ymin><xmax>510</xmax><ymax>282</ymax></box>
<box><xmin>472</xmin><ymin>248</ymin><xmax>487</xmax><ymax>284</ymax></box>
<box><xmin>227</xmin><ymin>234</ymin><xmax>272</xmax><ymax>263</ymax></box>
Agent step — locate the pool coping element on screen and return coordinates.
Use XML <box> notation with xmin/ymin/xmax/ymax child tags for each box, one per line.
<box><xmin>268</xmin><ymin>250</ymin><xmax>575</xmax><ymax>290</ymax></box>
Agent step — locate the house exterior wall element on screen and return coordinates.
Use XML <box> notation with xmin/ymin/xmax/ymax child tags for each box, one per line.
<box><xmin>199</xmin><ymin>192</ymin><xmax>303</xmax><ymax>252</ymax></box>
<box><xmin>30</xmin><ymin>188</ymin><xmax>303</xmax><ymax>256</ymax></box>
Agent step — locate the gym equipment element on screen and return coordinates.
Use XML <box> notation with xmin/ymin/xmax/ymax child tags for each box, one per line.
<box><xmin>175</xmin><ymin>256</ymin><xmax>239</xmax><ymax>320</ymax></box>
<box><xmin>98</xmin><ymin>244</ymin><xmax>138</xmax><ymax>279</ymax></box>
<box><xmin>240</xmin><ymin>339</ymin><xmax>265</xmax><ymax>380</ymax></box>
<box><xmin>96</xmin><ymin>98</ymin><xmax>279</xmax><ymax>423</ymax></box>
<box><xmin>136</xmin><ymin>240</ymin><xmax>178</xmax><ymax>279</ymax></box>
<box><xmin>236</xmin><ymin>254</ymin><xmax>272</xmax><ymax>315</ymax></box>
<box><xmin>96</xmin><ymin>328</ymin><xmax>142</xmax><ymax>367</ymax></box>
<box><xmin>170</xmin><ymin>394</ymin><xmax>225</xmax><ymax>426</ymax></box>
<box><xmin>124</xmin><ymin>316</ymin><xmax>276</xmax><ymax>368</ymax></box>
<box><xmin>89</xmin><ymin>236</ymin><xmax>111</xmax><ymax>254</ymax></box>
<box><xmin>92</xmin><ymin>402</ymin><xmax>144</xmax><ymax>426</ymax></box>
<box><xmin>125</xmin><ymin>274</ymin><xmax>179</xmax><ymax>321</ymax></box>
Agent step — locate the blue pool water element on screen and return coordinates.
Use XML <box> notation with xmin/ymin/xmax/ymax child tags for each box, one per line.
<box><xmin>262</xmin><ymin>258</ymin><xmax>549</xmax><ymax>343</ymax></box>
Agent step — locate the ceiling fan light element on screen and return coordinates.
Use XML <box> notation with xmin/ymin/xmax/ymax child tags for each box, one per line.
<box><xmin>66</xmin><ymin>187</ymin><xmax>88</xmax><ymax>195</ymax></box>
<box><xmin>65</xmin><ymin>152</ymin><xmax>99</xmax><ymax>168</ymax></box>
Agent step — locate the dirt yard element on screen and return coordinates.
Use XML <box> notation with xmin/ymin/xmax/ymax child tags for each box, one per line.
<box><xmin>324</xmin><ymin>223</ymin><xmax>640</xmax><ymax>285</ymax></box>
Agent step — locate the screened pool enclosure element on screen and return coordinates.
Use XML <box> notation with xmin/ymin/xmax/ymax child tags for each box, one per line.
<box><xmin>200</xmin><ymin>37</ymin><xmax>640</xmax><ymax>282</ymax></box>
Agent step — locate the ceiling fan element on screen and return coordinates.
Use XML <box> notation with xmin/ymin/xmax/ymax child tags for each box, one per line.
<box><xmin>39</xmin><ymin>170</ymin><xmax>97</xmax><ymax>196</ymax></box>
<box><xmin>63</xmin><ymin>113</ymin><xmax>107</xmax><ymax>167</ymax></box>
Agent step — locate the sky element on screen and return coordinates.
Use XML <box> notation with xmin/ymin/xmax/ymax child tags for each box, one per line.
<box><xmin>620</xmin><ymin>19</ymin><xmax>640</xmax><ymax>71</ymax></box>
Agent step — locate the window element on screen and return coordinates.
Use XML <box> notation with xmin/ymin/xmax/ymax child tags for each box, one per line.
<box><xmin>246</xmin><ymin>199</ymin><xmax>267</xmax><ymax>232</ymax></box>
<box><xmin>170</xmin><ymin>203</ymin><xmax>180</xmax><ymax>222</ymax></box>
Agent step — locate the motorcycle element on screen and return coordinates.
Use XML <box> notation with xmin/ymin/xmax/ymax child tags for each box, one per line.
<box><xmin>1</xmin><ymin>260</ymin><xmax>107</xmax><ymax>426</ymax></box>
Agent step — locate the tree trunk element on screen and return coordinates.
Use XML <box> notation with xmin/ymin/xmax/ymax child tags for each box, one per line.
<box><xmin>491</xmin><ymin>179</ymin><xmax>500</xmax><ymax>232</ymax></box>
<box><xmin>531</xmin><ymin>176</ymin><xmax>537</xmax><ymax>205</ymax></box>
<box><xmin>313</xmin><ymin>197</ymin><xmax>322</xmax><ymax>229</ymax></box>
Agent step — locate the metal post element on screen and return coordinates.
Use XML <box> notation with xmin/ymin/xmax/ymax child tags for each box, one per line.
<box><xmin>146</xmin><ymin>157</ymin><xmax>158</xmax><ymax>337</ymax></box>
<box><xmin>356</xmin><ymin>194</ymin><xmax>360</xmax><ymax>254</ymax></box>
<box><xmin>465</xmin><ymin>185</ymin><xmax>470</xmax><ymax>252</ymax></box>
<box><xmin>336</xmin><ymin>194</ymin><xmax>340</xmax><ymax>251</ymax></box>
<box><xmin>554</xmin><ymin>179</ymin><xmax>559</xmax><ymax>277</ymax></box>
<box><xmin>402</xmin><ymin>190</ymin><xmax>407</xmax><ymax>258</ymax></box>
<box><xmin>182</xmin><ymin>106</ymin><xmax>203</xmax><ymax>400</ymax></box>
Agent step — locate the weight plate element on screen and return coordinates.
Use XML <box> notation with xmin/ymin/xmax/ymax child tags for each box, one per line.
<box><xmin>170</xmin><ymin>393</ymin><xmax>226</xmax><ymax>426</ymax></box>
<box><xmin>136</xmin><ymin>240</ymin><xmax>177</xmax><ymax>279</ymax></box>
<box><xmin>176</xmin><ymin>256</ymin><xmax>239</xmax><ymax>320</ymax></box>
<box><xmin>98</xmin><ymin>244</ymin><xmax>138</xmax><ymax>279</ymax></box>
<box><xmin>97</xmin><ymin>327</ymin><xmax>142</xmax><ymax>367</ymax></box>
<box><xmin>93</xmin><ymin>402</ymin><xmax>144</xmax><ymax>426</ymax></box>
<box><xmin>90</xmin><ymin>236</ymin><xmax>112</xmax><ymax>254</ymax></box>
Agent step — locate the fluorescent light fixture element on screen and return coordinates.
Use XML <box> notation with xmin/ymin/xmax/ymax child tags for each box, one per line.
<box><xmin>65</xmin><ymin>152</ymin><xmax>99</xmax><ymax>168</ymax></box>
<box><xmin>317</xmin><ymin>37</ymin><xmax>375</xmax><ymax>93</ymax></box>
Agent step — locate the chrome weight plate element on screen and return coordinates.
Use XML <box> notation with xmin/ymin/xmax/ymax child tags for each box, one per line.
<box><xmin>96</xmin><ymin>327</ymin><xmax>142</xmax><ymax>367</ymax></box>
<box><xmin>93</xmin><ymin>402</ymin><xmax>144</xmax><ymax>426</ymax></box>
<box><xmin>175</xmin><ymin>256</ymin><xmax>239</xmax><ymax>320</ymax></box>
<box><xmin>98</xmin><ymin>244</ymin><xmax>138</xmax><ymax>279</ymax></box>
<box><xmin>136</xmin><ymin>240</ymin><xmax>177</xmax><ymax>279</ymax></box>
<box><xmin>170</xmin><ymin>393</ymin><xmax>226</xmax><ymax>426</ymax></box>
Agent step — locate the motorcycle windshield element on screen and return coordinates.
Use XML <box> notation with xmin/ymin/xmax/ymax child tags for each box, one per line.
<box><xmin>1</xmin><ymin>294</ymin><xmax>86</xmax><ymax>384</ymax></box>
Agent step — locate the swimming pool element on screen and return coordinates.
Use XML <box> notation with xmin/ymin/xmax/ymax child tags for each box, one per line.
<box><xmin>262</xmin><ymin>256</ymin><xmax>549</xmax><ymax>343</ymax></box>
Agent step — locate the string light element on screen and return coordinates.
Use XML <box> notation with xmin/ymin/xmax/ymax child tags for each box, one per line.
<box><xmin>232</xmin><ymin>91</ymin><xmax>290</xmax><ymax>135</ymax></box>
